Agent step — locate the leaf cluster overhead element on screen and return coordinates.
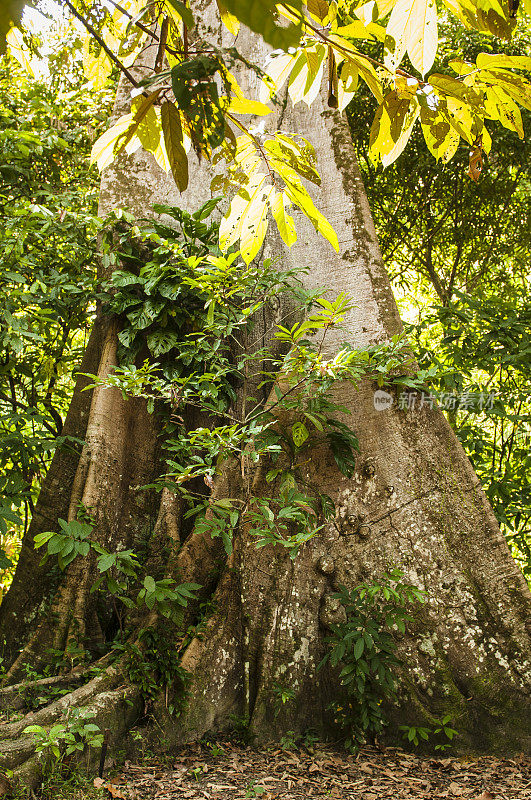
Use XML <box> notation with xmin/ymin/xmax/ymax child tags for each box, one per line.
<box><xmin>7</xmin><ymin>0</ymin><xmax>531</xmax><ymax>261</ymax></box>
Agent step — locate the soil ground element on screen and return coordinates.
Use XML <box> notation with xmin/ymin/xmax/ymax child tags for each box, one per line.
<box><xmin>89</xmin><ymin>741</ymin><xmax>531</xmax><ymax>800</ymax></box>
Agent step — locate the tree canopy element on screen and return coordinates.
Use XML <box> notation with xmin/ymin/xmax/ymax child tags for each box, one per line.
<box><xmin>4</xmin><ymin>0</ymin><xmax>531</xmax><ymax>265</ymax></box>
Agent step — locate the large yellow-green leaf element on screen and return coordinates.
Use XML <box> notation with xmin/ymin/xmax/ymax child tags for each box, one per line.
<box><xmin>420</xmin><ymin>105</ymin><xmax>460</xmax><ymax>162</ymax></box>
<box><xmin>354</xmin><ymin>0</ymin><xmax>397</xmax><ymax>24</ymax></box>
<box><xmin>269</xmin><ymin>189</ymin><xmax>297</xmax><ymax>247</ymax></box>
<box><xmin>381</xmin><ymin>102</ymin><xmax>420</xmax><ymax>167</ymax></box>
<box><xmin>136</xmin><ymin>104</ymin><xmax>162</xmax><ymax>154</ymax></box>
<box><xmin>479</xmin><ymin>69</ymin><xmax>531</xmax><ymax>111</ymax></box>
<box><xmin>226</xmin><ymin>97</ymin><xmax>272</xmax><ymax>116</ymax></box>
<box><xmin>485</xmin><ymin>85</ymin><xmax>524</xmax><ymax>137</ymax></box>
<box><xmin>476</xmin><ymin>53</ymin><xmax>531</xmax><ymax>71</ymax></box>
<box><xmin>305</xmin><ymin>0</ymin><xmax>331</xmax><ymax>23</ymax></box>
<box><xmin>82</xmin><ymin>37</ymin><xmax>113</xmax><ymax>90</ymax></box>
<box><xmin>337</xmin><ymin>62</ymin><xmax>359</xmax><ymax>111</ymax></box>
<box><xmin>369</xmin><ymin>91</ymin><xmax>411</xmax><ymax>163</ymax></box>
<box><xmin>287</xmin><ymin>46</ymin><xmax>326</xmax><ymax>107</ymax></box>
<box><xmin>239</xmin><ymin>185</ymin><xmax>271</xmax><ymax>263</ymax></box>
<box><xmin>117</xmin><ymin>91</ymin><xmax>162</xmax><ymax>153</ymax></box>
<box><xmin>216</xmin><ymin>0</ymin><xmax>240</xmax><ymax>34</ymax></box>
<box><xmin>6</xmin><ymin>26</ymin><xmax>34</xmax><ymax>74</ymax></box>
<box><xmin>439</xmin><ymin>96</ymin><xmax>482</xmax><ymax>144</ymax></box>
<box><xmin>219</xmin><ymin>172</ymin><xmax>267</xmax><ymax>252</ymax></box>
<box><xmin>259</xmin><ymin>52</ymin><xmax>299</xmax><ymax>103</ymax></box>
<box><xmin>161</xmin><ymin>101</ymin><xmax>189</xmax><ymax>192</ymax></box>
<box><xmin>91</xmin><ymin>114</ymin><xmax>134</xmax><ymax>171</ymax></box>
<box><xmin>348</xmin><ymin>55</ymin><xmax>384</xmax><ymax>102</ymax></box>
<box><xmin>385</xmin><ymin>0</ymin><xmax>438</xmax><ymax>76</ymax></box>
<box><xmin>281</xmin><ymin>171</ymin><xmax>339</xmax><ymax>252</ymax></box>
<box><xmin>265</xmin><ymin>134</ymin><xmax>321</xmax><ymax>185</ymax></box>
<box><xmin>428</xmin><ymin>73</ymin><xmax>482</xmax><ymax>106</ymax></box>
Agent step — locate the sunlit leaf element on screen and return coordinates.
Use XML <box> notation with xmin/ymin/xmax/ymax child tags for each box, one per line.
<box><xmin>385</xmin><ymin>0</ymin><xmax>438</xmax><ymax>76</ymax></box>
<box><xmin>269</xmin><ymin>188</ymin><xmax>297</xmax><ymax>247</ymax></box>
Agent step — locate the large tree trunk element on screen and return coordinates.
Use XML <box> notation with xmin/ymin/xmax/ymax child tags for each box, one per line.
<box><xmin>1</xmin><ymin>12</ymin><xmax>530</xmax><ymax>782</ymax></box>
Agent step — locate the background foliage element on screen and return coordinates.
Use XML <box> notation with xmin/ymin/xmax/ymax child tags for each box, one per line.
<box><xmin>0</xmin><ymin>24</ymin><xmax>113</xmax><ymax>592</ymax></box>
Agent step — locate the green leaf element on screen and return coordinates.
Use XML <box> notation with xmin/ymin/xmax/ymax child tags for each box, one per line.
<box><xmin>353</xmin><ymin>637</ymin><xmax>365</xmax><ymax>660</ymax></box>
<box><xmin>161</xmin><ymin>101</ymin><xmax>189</xmax><ymax>192</ymax></box>
<box><xmin>97</xmin><ymin>553</ymin><xmax>116</xmax><ymax>573</ymax></box>
<box><xmin>144</xmin><ymin>575</ymin><xmax>157</xmax><ymax>593</ymax></box>
<box><xmin>292</xmin><ymin>421</ymin><xmax>309</xmax><ymax>447</ymax></box>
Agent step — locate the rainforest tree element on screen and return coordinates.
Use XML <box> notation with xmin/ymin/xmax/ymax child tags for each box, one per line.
<box><xmin>0</xmin><ymin>0</ymin><xmax>530</xmax><ymax>787</ymax></box>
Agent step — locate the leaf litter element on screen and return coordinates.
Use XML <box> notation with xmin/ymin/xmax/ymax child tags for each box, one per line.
<box><xmin>94</xmin><ymin>741</ymin><xmax>531</xmax><ymax>800</ymax></box>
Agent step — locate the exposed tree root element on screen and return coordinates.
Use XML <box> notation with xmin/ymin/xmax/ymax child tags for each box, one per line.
<box><xmin>0</xmin><ymin>669</ymin><xmax>87</xmax><ymax>711</ymax></box>
<box><xmin>0</xmin><ymin>666</ymin><xmax>140</xmax><ymax>787</ymax></box>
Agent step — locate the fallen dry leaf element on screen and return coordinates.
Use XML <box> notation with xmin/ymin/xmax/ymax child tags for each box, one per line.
<box><xmin>474</xmin><ymin>793</ymin><xmax>495</xmax><ymax>800</ymax></box>
<box><xmin>93</xmin><ymin>777</ymin><xmax>127</xmax><ymax>798</ymax></box>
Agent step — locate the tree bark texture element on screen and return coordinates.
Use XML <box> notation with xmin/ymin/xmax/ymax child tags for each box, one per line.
<box><xmin>1</xmin><ymin>9</ymin><xmax>530</xmax><ymax>774</ymax></box>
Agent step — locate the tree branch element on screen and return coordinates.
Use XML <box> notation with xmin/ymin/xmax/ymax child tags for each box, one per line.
<box><xmin>62</xmin><ymin>0</ymin><xmax>140</xmax><ymax>88</ymax></box>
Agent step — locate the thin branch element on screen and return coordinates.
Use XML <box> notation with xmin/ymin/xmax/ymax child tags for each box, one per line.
<box><xmin>155</xmin><ymin>16</ymin><xmax>169</xmax><ymax>74</ymax></box>
<box><xmin>62</xmin><ymin>0</ymin><xmax>140</xmax><ymax>88</ymax></box>
<box><xmin>105</xmin><ymin>0</ymin><xmax>160</xmax><ymax>41</ymax></box>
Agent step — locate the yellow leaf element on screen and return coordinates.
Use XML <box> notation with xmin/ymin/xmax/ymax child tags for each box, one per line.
<box><xmin>82</xmin><ymin>37</ymin><xmax>112</xmax><ymax>90</ymax></box>
<box><xmin>335</xmin><ymin>20</ymin><xmax>374</xmax><ymax>38</ymax></box>
<box><xmin>259</xmin><ymin>52</ymin><xmax>298</xmax><ymax>103</ymax></box>
<box><xmin>485</xmin><ymin>86</ymin><xmax>524</xmax><ymax>138</ymax></box>
<box><xmin>479</xmin><ymin>69</ymin><xmax>531</xmax><ymax>111</ymax></box>
<box><xmin>442</xmin><ymin>96</ymin><xmax>483</xmax><ymax>144</ymax></box>
<box><xmin>385</xmin><ymin>0</ymin><xmax>438</xmax><ymax>76</ymax></box>
<box><xmin>348</xmin><ymin>55</ymin><xmax>383</xmax><ymax>102</ymax></box>
<box><xmin>306</xmin><ymin>0</ymin><xmax>330</xmax><ymax>23</ymax></box>
<box><xmin>481</xmin><ymin>125</ymin><xmax>492</xmax><ymax>154</ymax></box>
<box><xmin>240</xmin><ymin>185</ymin><xmax>271</xmax><ymax>263</ymax></box>
<box><xmin>369</xmin><ymin>91</ymin><xmax>410</xmax><ymax>163</ymax></box>
<box><xmin>227</xmin><ymin>97</ymin><xmax>272</xmax><ymax>116</ymax></box>
<box><xmin>286</xmin><ymin>45</ymin><xmax>326</xmax><ymax>107</ymax></box>
<box><xmin>6</xmin><ymin>26</ymin><xmax>34</xmax><ymax>74</ymax></box>
<box><xmin>354</xmin><ymin>0</ymin><xmax>396</xmax><ymax>24</ymax></box>
<box><xmin>136</xmin><ymin>104</ymin><xmax>162</xmax><ymax>154</ymax></box>
<box><xmin>381</xmin><ymin>101</ymin><xmax>420</xmax><ymax>167</ymax></box>
<box><xmin>448</xmin><ymin>57</ymin><xmax>474</xmax><ymax>75</ymax></box>
<box><xmin>216</xmin><ymin>0</ymin><xmax>240</xmax><ymax>34</ymax></box>
<box><xmin>91</xmin><ymin>114</ymin><xmax>133</xmax><ymax>171</ymax></box>
<box><xmin>116</xmin><ymin>90</ymin><xmax>162</xmax><ymax>153</ymax></box>
<box><xmin>420</xmin><ymin>105</ymin><xmax>460</xmax><ymax>162</ymax></box>
<box><xmin>219</xmin><ymin>172</ymin><xmax>267</xmax><ymax>252</ymax></box>
<box><xmin>161</xmin><ymin>101</ymin><xmax>189</xmax><ymax>191</ymax></box>
<box><xmin>476</xmin><ymin>52</ymin><xmax>531</xmax><ymax>71</ymax></box>
<box><xmin>281</xmin><ymin>171</ymin><xmax>339</xmax><ymax>252</ymax></box>
<box><xmin>269</xmin><ymin>189</ymin><xmax>297</xmax><ymax>247</ymax></box>
<box><xmin>337</xmin><ymin>61</ymin><xmax>359</xmax><ymax>111</ymax></box>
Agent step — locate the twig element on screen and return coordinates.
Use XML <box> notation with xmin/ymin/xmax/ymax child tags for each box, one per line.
<box><xmin>105</xmin><ymin>0</ymin><xmax>160</xmax><ymax>41</ymax></box>
<box><xmin>62</xmin><ymin>0</ymin><xmax>140</xmax><ymax>88</ymax></box>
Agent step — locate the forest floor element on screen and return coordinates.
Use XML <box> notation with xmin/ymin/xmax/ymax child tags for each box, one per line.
<box><xmin>82</xmin><ymin>741</ymin><xmax>531</xmax><ymax>800</ymax></box>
